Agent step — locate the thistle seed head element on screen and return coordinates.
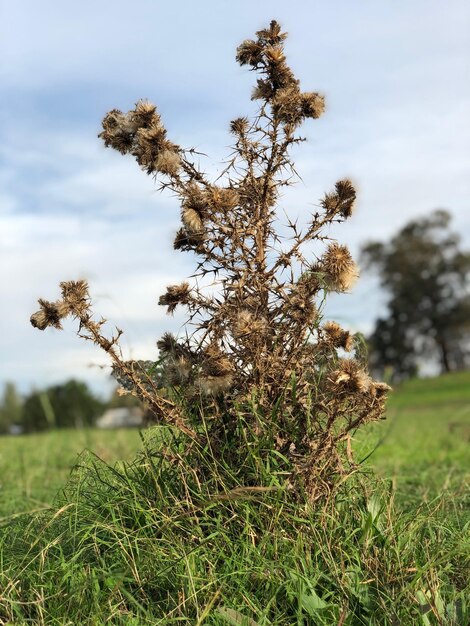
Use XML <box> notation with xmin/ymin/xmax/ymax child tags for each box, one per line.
<box><xmin>287</xmin><ymin>286</ymin><xmax>318</xmax><ymax>326</ymax></box>
<box><xmin>322</xmin><ymin>321</ymin><xmax>354</xmax><ymax>351</ymax></box>
<box><xmin>182</xmin><ymin>207</ymin><xmax>204</xmax><ymax>234</ymax></box>
<box><xmin>335</xmin><ymin>179</ymin><xmax>356</xmax><ymax>218</ymax></box>
<box><xmin>158</xmin><ymin>283</ymin><xmax>191</xmax><ymax>314</ymax></box>
<box><xmin>264</xmin><ymin>45</ymin><xmax>286</xmax><ymax>64</ymax></box>
<box><xmin>183</xmin><ymin>184</ymin><xmax>210</xmax><ymax>214</ymax></box>
<box><xmin>99</xmin><ymin>109</ymin><xmax>135</xmax><ymax>154</ymax></box>
<box><xmin>60</xmin><ymin>280</ymin><xmax>89</xmax><ymax>315</ymax></box>
<box><xmin>272</xmin><ymin>86</ymin><xmax>303</xmax><ymax>124</ymax></box>
<box><xmin>230</xmin><ymin>117</ymin><xmax>249</xmax><ymax>136</ymax></box>
<box><xmin>233</xmin><ymin>310</ymin><xmax>268</xmax><ymax>338</ymax></box>
<box><xmin>236</xmin><ymin>39</ymin><xmax>263</xmax><ymax>66</ymax></box>
<box><xmin>321</xmin><ymin>179</ymin><xmax>356</xmax><ymax>219</ymax></box>
<box><xmin>215</xmin><ymin>187</ymin><xmax>240</xmax><ymax>212</ymax></box>
<box><xmin>30</xmin><ymin>299</ymin><xmax>66</xmax><ymax>330</ymax></box>
<box><xmin>173</xmin><ymin>228</ymin><xmax>204</xmax><ymax>252</ymax></box>
<box><xmin>157</xmin><ymin>332</ymin><xmax>178</xmax><ymax>355</ymax></box>
<box><xmin>251</xmin><ymin>78</ymin><xmax>275</xmax><ymax>101</ymax></box>
<box><xmin>372</xmin><ymin>381</ymin><xmax>392</xmax><ymax>398</ymax></box>
<box><xmin>300</xmin><ymin>92</ymin><xmax>325</xmax><ymax>119</ymax></box>
<box><xmin>255</xmin><ymin>20</ymin><xmax>287</xmax><ymax>46</ymax></box>
<box><xmin>132</xmin><ymin>100</ymin><xmax>158</xmax><ymax>126</ymax></box>
<box><xmin>330</xmin><ymin>359</ymin><xmax>372</xmax><ymax>394</ymax></box>
<box><xmin>321</xmin><ymin>243</ymin><xmax>359</xmax><ymax>293</ymax></box>
<box><xmin>154</xmin><ymin>149</ymin><xmax>181</xmax><ymax>175</ymax></box>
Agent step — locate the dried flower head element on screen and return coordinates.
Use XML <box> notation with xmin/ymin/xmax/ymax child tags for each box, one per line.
<box><xmin>322</xmin><ymin>321</ymin><xmax>354</xmax><ymax>352</ymax></box>
<box><xmin>255</xmin><ymin>20</ymin><xmax>287</xmax><ymax>45</ymax></box>
<box><xmin>132</xmin><ymin>99</ymin><xmax>158</xmax><ymax>126</ymax></box>
<box><xmin>156</xmin><ymin>332</ymin><xmax>179</xmax><ymax>355</ymax></box>
<box><xmin>272</xmin><ymin>86</ymin><xmax>303</xmax><ymax>124</ymax></box>
<box><xmin>201</xmin><ymin>344</ymin><xmax>234</xmax><ymax>377</ymax></box>
<box><xmin>236</xmin><ymin>39</ymin><xmax>263</xmax><ymax>66</ymax></box>
<box><xmin>230</xmin><ymin>117</ymin><xmax>249</xmax><ymax>136</ymax></box>
<box><xmin>211</xmin><ymin>187</ymin><xmax>239</xmax><ymax>212</ymax></box>
<box><xmin>30</xmin><ymin>299</ymin><xmax>67</xmax><ymax>330</ymax></box>
<box><xmin>135</xmin><ymin>123</ymin><xmax>167</xmax><ymax>165</ymax></box>
<box><xmin>182</xmin><ymin>207</ymin><xmax>204</xmax><ymax>234</ymax></box>
<box><xmin>330</xmin><ymin>359</ymin><xmax>372</xmax><ymax>394</ymax></box>
<box><xmin>158</xmin><ymin>283</ymin><xmax>191</xmax><ymax>314</ymax></box>
<box><xmin>99</xmin><ymin>109</ymin><xmax>136</xmax><ymax>154</ymax></box>
<box><xmin>183</xmin><ymin>184</ymin><xmax>210</xmax><ymax>213</ymax></box>
<box><xmin>264</xmin><ymin>45</ymin><xmax>286</xmax><ymax>64</ymax></box>
<box><xmin>60</xmin><ymin>280</ymin><xmax>89</xmax><ymax>315</ymax></box>
<box><xmin>372</xmin><ymin>381</ymin><xmax>392</xmax><ymax>398</ymax></box>
<box><xmin>173</xmin><ymin>228</ymin><xmax>204</xmax><ymax>252</ymax></box>
<box><xmin>321</xmin><ymin>179</ymin><xmax>356</xmax><ymax>219</ymax></box>
<box><xmin>287</xmin><ymin>283</ymin><xmax>318</xmax><ymax>326</ymax></box>
<box><xmin>233</xmin><ymin>310</ymin><xmax>268</xmax><ymax>338</ymax></box>
<box><xmin>321</xmin><ymin>243</ymin><xmax>359</xmax><ymax>292</ymax></box>
<box><xmin>155</xmin><ymin>149</ymin><xmax>181</xmax><ymax>175</ymax></box>
<box><xmin>300</xmin><ymin>92</ymin><xmax>325</xmax><ymax>119</ymax></box>
<box><xmin>251</xmin><ymin>78</ymin><xmax>275</xmax><ymax>101</ymax></box>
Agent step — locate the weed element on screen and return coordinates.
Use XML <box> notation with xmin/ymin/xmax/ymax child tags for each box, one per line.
<box><xmin>30</xmin><ymin>21</ymin><xmax>390</xmax><ymax>500</ymax></box>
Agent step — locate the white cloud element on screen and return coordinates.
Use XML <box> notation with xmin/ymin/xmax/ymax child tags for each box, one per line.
<box><xmin>0</xmin><ymin>128</ymin><xmax>194</xmax><ymax>393</ymax></box>
<box><xmin>1</xmin><ymin>0</ymin><xmax>469</xmax><ymax>393</ymax></box>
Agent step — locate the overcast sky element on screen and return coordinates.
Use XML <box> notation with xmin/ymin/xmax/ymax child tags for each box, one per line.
<box><xmin>1</xmin><ymin>0</ymin><xmax>469</xmax><ymax>396</ymax></box>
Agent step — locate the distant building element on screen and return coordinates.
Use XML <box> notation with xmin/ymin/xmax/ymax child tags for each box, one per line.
<box><xmin>8</xmin><ymin>424</ymin><xmax>24</xmax><ymax>436</ymax></box>
<box><xmin>96</xmin><ymin>407</ymin><xmax>144</xmax><ymax>429</ymax></box>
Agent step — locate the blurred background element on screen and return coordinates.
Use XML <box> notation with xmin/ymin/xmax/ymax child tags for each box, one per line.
<box><xmin>0</xmin><ymin>0</ymin><xmax>469</xmax><ymax>437</ymax></box>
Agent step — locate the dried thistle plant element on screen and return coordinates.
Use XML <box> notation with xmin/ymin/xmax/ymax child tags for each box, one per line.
<box><xmin>31</xmin><ymin>21</ymin><xmax>390</xmax><ymax>500</ymax></box>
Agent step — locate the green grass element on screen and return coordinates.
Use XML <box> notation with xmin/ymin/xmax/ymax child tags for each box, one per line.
<box><xmin>0</xmin><ymin>428</ymin><xmax>141</xmax><ymax>520</ymax></box>
<box><xmin>2</xmin><ymin>371</ymin><xmax>468</xmax><ymax>518</ymax></box>
<box><xmin>357</xmin><ymin>370</ymin><xmax>470</xmax><ymax>508</ymax></box>
<box><xmin>0</xmin><ymin>372</ymin><xmax>469</xmax><ymax>625</ymax></box>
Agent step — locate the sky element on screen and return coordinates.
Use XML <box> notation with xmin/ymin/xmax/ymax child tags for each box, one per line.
<box><xmin>1</xmin><ymin>0</ymin><xmax>469</xmax><ymax>396</ymax></box>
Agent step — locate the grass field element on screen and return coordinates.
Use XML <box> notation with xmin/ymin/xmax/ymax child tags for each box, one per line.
<box><xmin>0</xmin><ymin>428</ymin><xmax>141</xmax><ymax>520</ymax></box>
<box><xmin>0</xmin><ymin>372</ymin><xmax>469</xmax><ymax>624</ymax></box>
<box><xmin>2</xmin><ymin>371</ymin><xmax>468</xmax><ymax>519</ymax></box>
<box><xmin>359</xmin><ymin>370</ymin><xmax>470</xmax><ymax>507</ymax></box>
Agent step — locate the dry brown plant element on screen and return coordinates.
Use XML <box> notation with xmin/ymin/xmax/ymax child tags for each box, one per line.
<box><xmin>31</xmin><ymin>21</ymin><xmax>390</xmax><ymax>500</ymax></box>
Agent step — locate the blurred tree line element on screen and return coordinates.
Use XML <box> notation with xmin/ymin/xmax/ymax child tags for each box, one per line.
<box><xmin>362</xmin><ymin>210</ymin><xmax>470</xmax><ymax>381</ymax></box>
<box><xmin>0</xmin><ymin>380</ymin><xmax>140</xmax><ymax>435</ymax></box>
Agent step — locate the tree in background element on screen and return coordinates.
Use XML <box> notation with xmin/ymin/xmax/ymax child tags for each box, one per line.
<box><xmin>21</xmin><ymin>380</ymin><xmax>104</xmax><ymax>433</ymax></box>
<box><xmin>362</xmin><ymin>210</ymin><xmax>470</xmax><ymax>380</ymax></box>
<box><xmin>0</xmin><ymin>382</ymin><xmax>23</xmax><ymax>434</ymax></box>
